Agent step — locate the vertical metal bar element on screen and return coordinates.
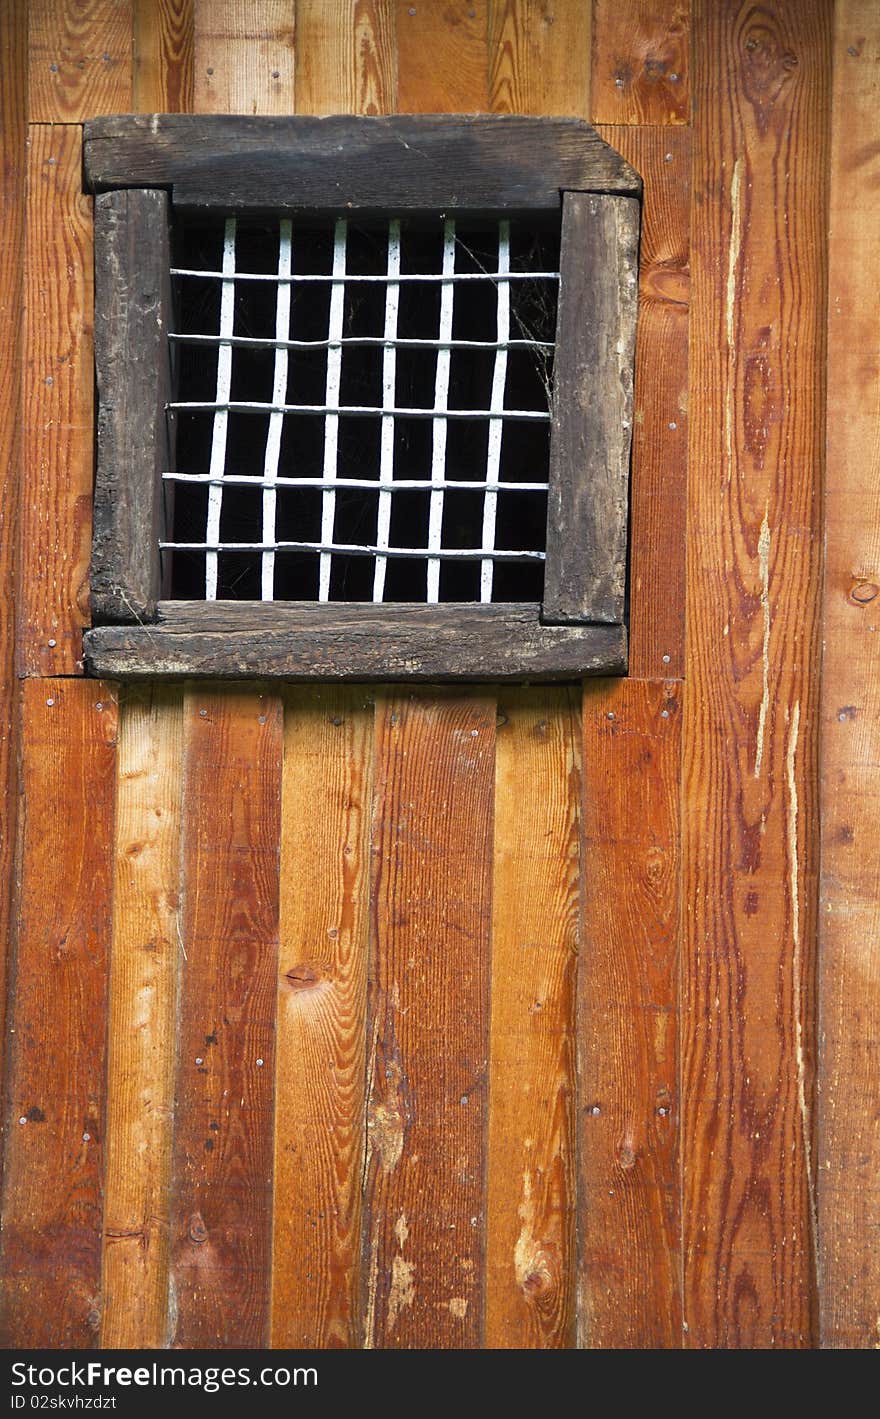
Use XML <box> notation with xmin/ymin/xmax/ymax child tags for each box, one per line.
<box><xmin>481</xmin><ymin>220</ymin><xmax>510</xmax><ymax>602</ymax></box>
<box><xmin>204</xmin><ymin>217</ymin><xmax>236</xmax><ymax>600</ymax></box>
<box><xmin>318</xmin><ymin>220</ymin><xmax>347</xmax><ymax>602</ymax></box>
<box><xmin>373</xmin><ymin>219</ymin><xmax>401</xmax><ymax>603</ymax></box>
<box><xmin>261</xmin><ymin>220</ymin><xmax>292</xmax><ymax>601</ymax></box>
<box><xmin>427</xmin><ymin>219</ymin><xmax>456</xmax><ymax>604</ymax></box>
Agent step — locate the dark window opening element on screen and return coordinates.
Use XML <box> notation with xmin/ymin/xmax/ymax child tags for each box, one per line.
<box><xmin>166</xmin><ymin>213</ymin><xmax>560</xmax><ymax>605</ymax></box>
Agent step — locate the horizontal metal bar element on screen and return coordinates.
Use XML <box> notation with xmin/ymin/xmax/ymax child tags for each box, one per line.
<box><xmin>171</xmin><ymin>267</ymin><xmax>560</xmax><ymax>284</ymax></box>
<box><xmin>168</xmin><ymin>331</ymin><xmax>555</xmax><ymax>352</ymax></box>
<box><xmin>163</xmin><ymin>471</ymin><xmax>549</xmax><ymax>492</ymax></box>
<box><xmin>169</xmin><ymin>399</ymin><xmax>551</xmax><ymax>421</ymax></box>
<box><xmin>161</xmin><ymin>540</ymin><xmax>546</xmax><ymax>561</ymax></box>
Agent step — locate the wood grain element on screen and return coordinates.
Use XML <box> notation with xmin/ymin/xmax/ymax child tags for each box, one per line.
<box><xmin>84</xmin><ymin>603</ymin><xmax>627</xmax><ymax>681</ymax></box>
<box><xmin>133</xmin><ymin>0</ymin><xmax>194</xmax><ymax>112</ymax></box>
<box><xmin>28</xmin><ymin>0</ymin><xmax>133</xmax><ymax>121</ymax></box>
<box><xmin>270</xmin><ymin>688</ymin><xmax>373</xmax><ymax>1348</ymax></box>
<box><xmin>598</xmin><ymin>124</ymin><xmax>690</xmax><ymax>678</ymax></box>
<box><xmin>364</xmin><ymin>692</ymin><xmax>494</xmax><ymax>1348</ymax></box>
<box><xmin>101</xmin><ymin>688</ymin><xmax>183</xmax><ymax>1349</ymax></box>
<box><xmin>579</xmin><ymin>678</ymin><xmax>682</xmax><ymax>1347</ymax></box>
<box><xmin>0</xmin><ymin>680</ymin><xmax>117</xmax><ymax>1348</ymax></box>
<box><xmin>193</xmin><ymin>1</ymin><xmax>295</xmax><ymax>115</ymax></box>
<box><xmin>92</xmin><ymin>189</ymin><xmax>173</xmax><ymax>625</ymax></box>
<box><xmin>0</xmin><ymin>0</ymin><xmax>26</xmax><ymax>1104</ymax></box>
<box><xmin>544</xmin><ymin>191</ymin><xmax>639</xmax><ymax>625</ymax></box>
<box><xmin>818</xmin><ymin>0</ymin><xmax>880</xmax><ymax>1350</ymax></box>
<box><xmin>485</xmin><ymin>688</ymin><xmax>578</xmax><ymax>1348</ymax></box>
<box><xmin>489</xmin><ymin>0</ymin><xmax>590</xmax><ymax>116</ymax></box>
<box><xmin>682</xmin><ymin>0</ymin><xmax>829</xmax><ymax>1347</ymax></box>
<box><xmin>169</xmin><ymin>688</ymin><xmax>283</xmax><ymax>1348</ymax></box>
<box><xmin>590</xmin><ymin>0</ymin><xmax>690</xmax><ymax>125</ymax></box>
<box><xmin>295</xmin><ymin>0</ymin><xmax>396</xmax><ymax>115</ymax></box>
<box><xmin>19</xmin><ymin>125</ymin><xmax>94</xmax><ymax>679</ymax></box>
<box><xmin>396</xmin><ymin>0</ymin><xmax>488</xmax><ymax>112</ymax></box>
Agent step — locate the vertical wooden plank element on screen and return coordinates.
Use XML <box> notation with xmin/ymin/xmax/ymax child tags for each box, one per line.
<box><xmin>101</xmin><ymin>689</ymin><xmax>183</xmax><ymax>1349</ymax></box>
<box><xmin>193</xmin><ymin>1</ymin><xmax>296</xmax><ymax>115</ymax></box>
<box><xmin>543</xmin><ymin>191</ymin><xmax>639</xmax><ymax>625</ymax></box>
<box><xmin>579</xmin><ymin>678</ymin><xmax>682</xmax><ymax>1347</ymax></box>
<box><xmin>819</xmin><ymin>0</ymin><xmax>880</xmax><ymax>1350</ymax></box>
<box><xmin>28</xmin><ymin>0</ymin><xmax>133</xmax><ymax>121</ymax></box>
<box><xmin>597</xmin><ymin>124</ymin><xmax>691</xmax><ymax>679</ymax></box>
<box><xmin>295</xmin><ymin>1</ymin><xmax>396</xmax><ymax>115</ymax></box>
<box><xmin>396</xmin><ymin>1</ymin><xmax>489</xmax><ymax>113</ymax></box>
<box><xmin>19</xmin><ymin>124</ymin><xmax>93</xmax><ymax>679</ymax></box>
<box><xmin>485</xmin><ymin>688</ymin><xmax>578</xmax><ymax>1349</ymax></box>
<box><xmin>590</xmin><ymin>0</ymin><xmax>690</xmax><ymax>125</ymax></box>
<box><xmin>682</xmin><ymin>0</ymin><xmax>829</xmax><ymax>1347</ymax></box>
<box><xmin>364</xmin><ymin>692</ymin><xmax>494</xmax><ymax>1349</ymax></box>
<box><xmin>169</xmin><ymin>688</ymin><xmax>282</xmax><ymax>1349</ymax></box>
<box><xmin>270</xmin><ymin>688</ymin><xmax>373</xmax><ymax>1349</ymax></box>
<box><xmin>0</xmin><ymin>680</ymin><xmax>117</xmax><ymax>1348</ymax></box>
<box><xmin>0</xmin><ymin>0</ymin><xmax>27</xmax><ymax>1102</ymax></box>
<box><xmin>488</xmin><ymin>0</ymin><xmax>589</xmax><ymax>115</ymax></box>
<box><xmin>133</xmin><ymin>0</ymin><xmax>194</xmax><ymax>112</ymax></box>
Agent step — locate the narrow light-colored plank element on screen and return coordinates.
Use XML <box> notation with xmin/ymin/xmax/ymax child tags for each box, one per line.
<box><xmin>682</xmin><ymin>0</ymin><xmax>830</xmax><ymax>1347</ymax></box>
<box><xmin>169</xmin><ymin>688</ymin><xmax>283</xmax><ymax>1348</ymax></box>
<box><xmin>590</xmin><ymin>0</ymin><xmax>689</xmax><ymax>125</ymax></box>
<box><xmin>100</xmin><ymin>689</ymin><xmax>183</xmax><ymax>1349</ymax></box>
<box><xmin>194</xmin><ymin>1</ymin><xmax>295</xmax><ymax>115</ymax></box>
<box><xmin>819</xmin><ymin>0</ymin><xmax>880</xmax><ymax>1350</ymax></box>
<box><xmin>396</xmin><ymin>0</ymin><xmax>489</xmax><ymax>113</ymax></box>
<box><xmin>295</xmin><ymin>0</ymin><xmax>396</xmax><ymax>114</ymax></box>
<box><xmin>579</xmin><ymin>678</ymin><xmax>682</xmax><ymax>1347</ymax></box>
<box><xmin>485</xmin><ymin>688</ymin><xmax>579</xmax><ymax>1349</ymax></box>
<box><xmin>0</xmin><ymin>0</ymin><xmax>26</xmax><ymax>1098</ymax></box>
<box><xmin>489</xmin><ymin>0</ymin><xmax>589</xmax><ymax>115</ymax></box>
<box><xmin>598</xmin><ymin>124</ymin><xmax>690</xmax><ymax>679</ymax></box>
<box><xmin>133</xmin><ymin>0</ymin><xmax>194</xmax><ymax>113</ymax></box>
<box><xmin>271</xmin><ymin>688</ymin><xmax>373</xmax><ymax>1348</ymax></box>
<box><xmin>0</xmin><ymin>681</ymin><xmax>117</xmax><ymax>1347</ymax></box>
<box><xmin>18</xmin><ymin>125</ymin><xmax>93</xmax><ymax>678</ymax></box>
<box><xmin>28</xmin><ymin>0</ymin><xmax>133</xmax><ymax>121</ymax></box>
<box><xmin>364</xmin><ymin>691</ymin><xmax>494</xmax><ymax>1348</ymax></box>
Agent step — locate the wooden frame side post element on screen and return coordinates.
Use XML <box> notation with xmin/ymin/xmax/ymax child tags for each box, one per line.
<box><xmin>543</xmin><ymin>191</ymin><xmax>639</xmax><ymax>625</ymax></box>
<box><xmin>91</xmin><ymin>187</ymin><xmax>173</xmax><ymax>624</ymax></box>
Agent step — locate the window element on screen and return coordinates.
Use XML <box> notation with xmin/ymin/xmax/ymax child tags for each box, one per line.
<box><xmin>83</xmin><ymin>116</ymin><xmax>641</xmax><ymax>681</ymax></box>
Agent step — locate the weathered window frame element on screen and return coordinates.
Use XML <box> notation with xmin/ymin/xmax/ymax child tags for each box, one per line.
<box><xmin>81</xmin><ymin>115</ymin><xmax>641</xmax><ymax>681</ymax></box>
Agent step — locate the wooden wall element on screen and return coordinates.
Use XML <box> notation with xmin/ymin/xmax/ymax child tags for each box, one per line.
<box><xmin>0</xmin><ymin>0</ymin><xmax>875</xmax><ymax>1349</ymax></box>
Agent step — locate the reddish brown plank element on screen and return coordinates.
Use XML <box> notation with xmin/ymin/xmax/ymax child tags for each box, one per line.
<box><xmin>28</xmin><ymin>0</ymin><xmax>133</xmax><ymax>121</ymax></box>
<box><xmin>579</xmin><ymin>678</ymin><xmax>682</xmax><ymax>1347</ymax></box>
<box><xmin>488</xmin><ymin>0</ymin><xmax>590</xmax><ymax>116</ymax></box>
<box><xmin>169</xmin><ymin>688</ymin><xmax>283</xmax><ymax>1349</ymax></box>
<box><xmin>0</xmin><ymin>680</ymin><xmax>118</xmax><ymax>1347</ymax></box>
<box><xmin>19</xmin><ymin>125</ymin><xmax>93</xmax><ymax>679</ymax></box>
<box><xmin>133</xmin><ymin>0</ymin><xmax>194</xmax><ymax>113</ymax></box>
<box><xmin>597</xmin><ymin>124</ymin><xmax>690</xmax><ymax>679</ymax></box>
<box><xmin>682</xmin><ymin>0</ymin><xmax>829</xmax><ymax>1347</ymax></box>
<box><xmin>0</xmin><ymin>0</ymin><xmax>27</xmax><ymax>1104</ymax></box>
<box><xmin>591</xmin><ymin>0</ymin><xmax>690</xmax><ymax>125</ymax></box>
<box><xmin>271</xmin><ymin>688</ymin><xmax>373</xmax><ymax>1348</ymax></box>
<box><xmin>101</xmin><ymin>688</ymin><xmax>183</xmax><ymax>1349</ymax></box>
<box><xmin>193</xmin><ymin>1</ymin><xmax>296</xmax><ymax>115</ymax></box>
<box><xmin>396</xmin><ymin>0</ymin><xmax>489</xmax><ymax>113</ymax></box>
<box><xmin>295</xmin><ymin>1</ymin><xmax>396</xmax><ymax>114</ymax></box>
<box><xmin>818</xmin><ymin>0</ymin><xmax>880</xmax><ymax>1350</ymax></box>
<box><xmin>485</xmin><ymin>688</ymin><xmax>579</xmax><ymax>1348</ymax></box>
<box><xmin>364</xmin><ymin>691</ymin><xmax>494</xmax><ymax>1348</ymax></box>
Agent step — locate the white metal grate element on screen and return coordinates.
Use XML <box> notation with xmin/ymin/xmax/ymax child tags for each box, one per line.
<box><xmin>165</xmin><ymin>215</ymin><xmax>559</xmax><ymax>604</ymax></box>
